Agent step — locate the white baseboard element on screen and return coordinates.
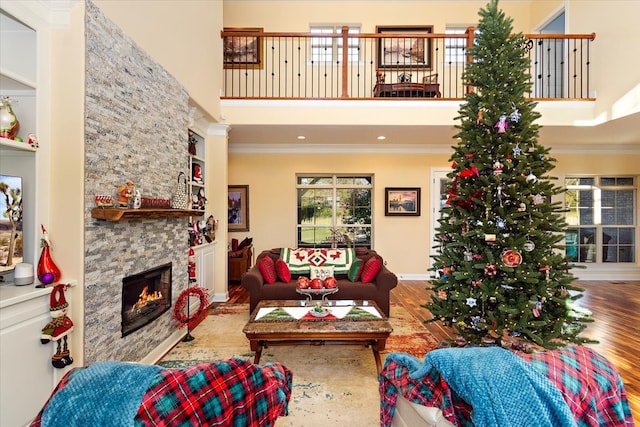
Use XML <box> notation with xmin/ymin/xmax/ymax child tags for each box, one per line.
<box><xmin>571</xmin><ymin>267</ymin><xmax>640</xmax><ymax>281</ymax></box>
<box><xmin>397</xmin><ymin>268</ymin><xmax>639</xmax><ymax>282</ymax></box>
<box><xmin>211</xmin><ymin>292</ymin><xmax>229</xmax><ymax>302</ymax></box>
<box><xmin>396</xmin><ymin>274</ymin><xmax>430</xmax><ymax>281</ymax></box>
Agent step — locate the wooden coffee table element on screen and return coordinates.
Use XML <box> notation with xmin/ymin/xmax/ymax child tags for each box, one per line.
<box><xmin>243</xmin><ymin>300</ymin><xmax>393</xmax><ymax>373</ymax></box>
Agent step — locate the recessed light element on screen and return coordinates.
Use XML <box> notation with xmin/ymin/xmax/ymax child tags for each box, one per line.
<box><xmin>377</xmin><ymin>136</ymin><xmax>386</xmax><ymax>140</ymax></box>
<box><xmin>297</xmin><ymin>135</ymin><xmax>306</xmax><ymax>140</ymax></box>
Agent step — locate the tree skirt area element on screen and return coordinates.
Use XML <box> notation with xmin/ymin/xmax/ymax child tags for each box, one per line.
<box><xmin>158</xmin><ymin>303</ymin><xmax>439</xmax><ymax>427</ymax></box>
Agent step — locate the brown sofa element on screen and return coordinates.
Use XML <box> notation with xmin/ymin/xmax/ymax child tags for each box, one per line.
<box><xmin>241</xmin><ymin>248</ymin><xmax>398</xmax><ymax>317</ymax></box>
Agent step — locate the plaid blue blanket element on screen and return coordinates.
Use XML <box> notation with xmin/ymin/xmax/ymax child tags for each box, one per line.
<box><xmin>380</xmin><ymin>346</ymin><xmax>634</xmax><ymax>427</ymax></box>
<box><xmin>31</xmin><ymin>358</ymin><xmax>292</xmax><ymax>427</ymax></box>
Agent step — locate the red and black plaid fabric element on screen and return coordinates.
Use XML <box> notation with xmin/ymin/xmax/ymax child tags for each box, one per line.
<box><xmin>379</xmin><ymin>346</ymin><xmax>634</xmax><ymax>427</ymax></box>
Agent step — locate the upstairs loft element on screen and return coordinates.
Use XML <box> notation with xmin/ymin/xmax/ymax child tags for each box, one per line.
<box><xmin>221</xmin><ymin>27</ymin><xmax>596</xmax><ymax>101</ymax></box>
<box><xmin>217</xmin><ymin>27</ymin><xmax>637</xmax><ymax>152</ymax></box>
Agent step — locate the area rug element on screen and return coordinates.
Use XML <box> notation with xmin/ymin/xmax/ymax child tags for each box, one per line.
<box><xmin>158</xmin><ymin>303</ymin><xmax>439</xmax><ymax>427</ymax></box>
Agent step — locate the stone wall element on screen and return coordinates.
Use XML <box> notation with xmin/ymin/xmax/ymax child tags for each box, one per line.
<box><xmin>83</xmin><ymin>1</ymin><xmax>190</xmax><ymax>363</ymax></box>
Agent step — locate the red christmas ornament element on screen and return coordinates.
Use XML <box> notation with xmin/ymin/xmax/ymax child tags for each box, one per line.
<box><xmin>501</xmin><ymin>250</ymin><xmax>523</xmax><ymax>267</ymax></box>
<box><xmin>484</xmin><ymin>264</ymin><xmax>497</xmax><ymax>276</ymax></box>
<box><xmin>323</xmin><ymin>276</ymin><xmax>337</xmax><ymax>289</ymax></box>
<box><xmin>37</xmin><ymin>225</ymin><xmax>61</xmax><ymax>285</ymax></box>
<box><xmin>296</xmin><ymin>276</ymin><xmax>310</xmax><ymax>289</ymax></box>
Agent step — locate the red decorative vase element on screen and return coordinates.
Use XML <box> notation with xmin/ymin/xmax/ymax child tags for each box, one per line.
<box><xmin>37</xmin><ymin>226</ymin><xmax>61</xmax><ymax>284</ymax></box>
<box><xmin>0</xmin><ymin>96</ymin><xmax>20</xmax><ymax>140</ymax></box>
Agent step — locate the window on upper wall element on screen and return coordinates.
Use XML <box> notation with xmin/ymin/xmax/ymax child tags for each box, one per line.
<box><xmin>564</xmin><ymin>176</ymin><xmax>637</xmax><ymax>264</ymax></box>
<box><xmin>297</xmin><ymin>174</ymin><xmax>373</xmax><ymax>248</ymax></box>
<box><xmin>310</xmin><ymin>25</ymin><xmax>361</xmax><ymax>64</ymax></box>
<box><xmin>445</xmin><ymin>27</ymin><xmax>469</xmax><ymax>64</ymax></box>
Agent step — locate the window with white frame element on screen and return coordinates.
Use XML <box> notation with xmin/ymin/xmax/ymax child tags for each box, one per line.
<box><xmin>310</xmin><ymin>25</ymin><xmax>361</xmax><ymax>64</ymax></box>
<box><xmin>297</xmin><ymin>174</ymin><xmax>372</xmax><ymax>248</ymax></box>
<box><xmin>564</xmin><ymin>176</ymin><xmax>637</xmax><ymax>263</ymax></box>
<box><xmin>445</xmin><ymin>27</ymin><xmax>469</xmax><ymax>64</ymax></box>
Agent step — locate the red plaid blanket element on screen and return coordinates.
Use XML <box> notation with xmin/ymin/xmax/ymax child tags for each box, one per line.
<box><xmin>379</xmin><ymin>346</ymin><xmax>634</xmax><ymax>427</ymax></box>
<box><xmin>31</xmin><ymin>358</ymin><xmax>292</xmax><ymax>427</ymax></box>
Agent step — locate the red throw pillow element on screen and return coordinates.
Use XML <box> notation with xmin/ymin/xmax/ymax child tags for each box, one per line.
<box><xmin>275</xmin><ymin>258</ymin><xmax>291</xmax><ymax>282</ymax></box>
<box><xmin>258</xmin><ymin>256</ymin><xmax>277</xmax><ymax>284</ymax></box>
<box><xmin>360</xmin><ymin>256</ymin><xmax>381</xmax><ymax>283</ymax></box>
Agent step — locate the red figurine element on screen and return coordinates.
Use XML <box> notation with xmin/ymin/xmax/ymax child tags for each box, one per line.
<box><xmin>37</xmin><ymin>225</ymin><xmax>61</xmax><ymax>285</ymax></box>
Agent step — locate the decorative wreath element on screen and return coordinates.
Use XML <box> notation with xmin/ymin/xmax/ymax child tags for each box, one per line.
<box><xmin>173</xmin><ymin>286</ymin><xmax>209</xmax><ymax>329</ymax></box>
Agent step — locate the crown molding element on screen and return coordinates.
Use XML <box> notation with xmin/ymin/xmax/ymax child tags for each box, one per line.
<box><xmin>0</xmin><ymin>0</ymin><xmax>78</xmax><ymax>29</ymax></box>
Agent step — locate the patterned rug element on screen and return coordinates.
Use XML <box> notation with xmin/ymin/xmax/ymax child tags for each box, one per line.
<box><xmin>158</xmin><ymin>303</ymin><xmax>439</xmax><ymax>426</ymax></box>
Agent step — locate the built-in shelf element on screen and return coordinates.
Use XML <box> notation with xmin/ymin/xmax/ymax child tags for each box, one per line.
<box><xmin>91</xmin><ymin>207</ymin><xmax>204</xmax><ymax>221</ymax></box>
<box><xmin>0</xmin><ymin>136</ymin><xmax>37</xmax><ymax>152</ymax></box>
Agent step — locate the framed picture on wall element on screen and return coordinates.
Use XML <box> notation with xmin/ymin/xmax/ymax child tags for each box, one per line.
<box><xmin>228</xmin><ymin>185</ymin><xmax>250</xmax><ymax>231</ymax></box>
<box><xmin>223</xmin><ymin>27</ymin><xmax>264</xmax><ymax>69</ymax></box>
<box><xmin>376</xmin><ymin>26</ymin><xmax>433</xmax><ymax>69</ymax></box>
<box><xmin>385</xmin><ymin>187</ymin><xmax>421</xmax><ymax>216</ymax></box>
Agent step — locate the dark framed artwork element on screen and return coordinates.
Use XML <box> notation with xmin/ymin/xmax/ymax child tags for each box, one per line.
<box><xmin>223</xmin><ymin>27</ymin><xmax>264</xmax><ymax>69</ymax></box>
<box><xmin>228</xmin><ymin>185</ymin><xmax>250</xmax><ymax>231</ymax></box>
<box><xmin>385</xmin><ymin>187</ymin><xmax>421</xmax><ymax>216</ymax></box>
<box><xmin>376</xmin><ymin>26</ymin><xmax>433</xmax><ymax>69</ymax></box>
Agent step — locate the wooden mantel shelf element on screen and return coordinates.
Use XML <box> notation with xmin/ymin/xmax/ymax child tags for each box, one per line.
<box><xmin>91</xmin><ymin>207</ymin><xmax>204</xmax><ymax>221</ymax></box>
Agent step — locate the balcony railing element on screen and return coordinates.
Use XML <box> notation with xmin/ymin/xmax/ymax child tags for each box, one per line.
<box><xmin>221</xmin><ymin>27</ymin><xmax>595</xmax><ymax>100</ymax></box>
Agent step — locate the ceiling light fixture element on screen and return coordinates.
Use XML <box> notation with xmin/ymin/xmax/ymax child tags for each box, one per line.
<box><xmin>377</xmin><ymin>136</ymin><xmax>386</xmax><ymax>140</ymax></box>
<box><xmin>297</xmin><ymin>135</ymin><xmax>306</xmax><ymax>140</ymax></box>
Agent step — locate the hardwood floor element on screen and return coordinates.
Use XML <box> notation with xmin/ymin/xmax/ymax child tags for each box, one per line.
<box><xmin>226</xmin><ymin>280</ymin><xmax>640</xmax><ymax>421</ymax></box>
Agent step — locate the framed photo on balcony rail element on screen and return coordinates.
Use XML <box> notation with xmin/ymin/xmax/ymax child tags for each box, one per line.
<box><xmin>228</xmin><ymin>185</ymin><xmax>250</xmax><ymax>231</ymax></box>
<box><xmin>385</xmin><ymin>187</ymin><xmax>421</xmax><ymax>216</ymax></box>
<box><xmin>223</xmin><ymin>27</ymin><xmax>264</xmax><ymax>69</ymax></box>
<box><xmin>376</xmin><ymin>26</ymin><xmax>433</xmax><ymax>69</ymax></box>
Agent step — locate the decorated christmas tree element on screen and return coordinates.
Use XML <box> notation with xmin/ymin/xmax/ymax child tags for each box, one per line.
<box><xmin>425</xmin><ymin>0</ymin><xmax>593</xmax><ymax>349</ymax></box>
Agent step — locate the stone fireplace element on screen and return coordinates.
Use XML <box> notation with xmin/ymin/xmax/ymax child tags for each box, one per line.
<box><xmin>121</xmin><ymin>263</ymin><xmax>172</xmax><ymax>337</ymax></box>
<box><xmin>83</xmin><ymin>1</ymin><xmax>190</xmax><ymax>364</ymax></box>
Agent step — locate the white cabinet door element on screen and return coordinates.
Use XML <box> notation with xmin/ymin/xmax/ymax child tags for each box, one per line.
<box><xmin>193</xmin><ymin>243</ymin><xmax>215</xmax><ymax>297</ymax></box>
<box><xmin>1</xmin><ymin>293</ymin><xmax>56</xmax><ymax>427</ymax></box>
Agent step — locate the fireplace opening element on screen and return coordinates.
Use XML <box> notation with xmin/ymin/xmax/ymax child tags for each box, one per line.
<box><xmin>121</xmin><ymin>262</ymin><xmax>172</xmax><ymax>337</ymax></box>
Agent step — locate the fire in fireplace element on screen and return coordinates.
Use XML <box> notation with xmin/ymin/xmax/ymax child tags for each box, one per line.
<box><xmin>121</xmin><ymin>262</ymin><xmax>172</xmax><ymax>337</ymax></box>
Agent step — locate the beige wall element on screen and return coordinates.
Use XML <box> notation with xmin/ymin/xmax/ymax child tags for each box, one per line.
<box><xmin>229</xmin><ymin>151</ymin><xmax>448</xmax><ymax>276</ymax></box>
<box><xmin>93</xmin><ymin>0</ymin><xmax>224</xmax><ymax>120</ymax></box>
<box><xmin>529</xmin><ymin>0</ymin><xmax>563</xmax><ymax>28</ymax></box>
<box><xmin>554</xmin><ymin>153</ymin><xmax>640</xmax><ymax>176</ymax></box>
<box><xmin>43</xmin><ymin>2</ymin><xmax>87</xmax><ymax>365</ymax></box>
<box><xmin>230</xmin><ymin>150</ymin><xmax>640</xmax><ymax>277</ymax></box>
<box><xmin>566</xmin><ymin>1</ymin><xmax>640</xmax><ymax>121</ymax></box>
<box><xmin>223</xmin><ymin>1</ymin><xmax>534</xmax><ymax>32</ymax></box>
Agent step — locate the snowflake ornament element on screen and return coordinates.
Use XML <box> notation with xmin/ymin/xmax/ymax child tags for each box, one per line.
<box><xmin>510</xmin><ymin>106</ymin><xmax>521</xmax><ymax>122</ymax></box>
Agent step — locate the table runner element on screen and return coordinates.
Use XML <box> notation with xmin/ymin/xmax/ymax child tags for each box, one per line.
<box><xmin>255</xmin><ymin>305</ymin><xmax>382</xmax><ymax>322</ymax></box>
